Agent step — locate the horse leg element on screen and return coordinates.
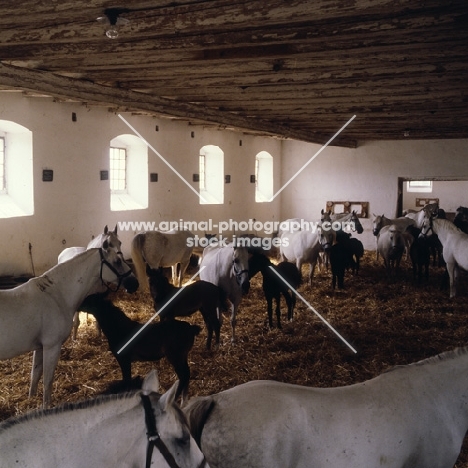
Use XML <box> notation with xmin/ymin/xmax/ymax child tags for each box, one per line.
<box><xmin>274</xmin><ymin>294</ymin><xmax>282</xmax><ymax>329</ymax></box>
<box><xmin>204</xmin><ymin>313</ymin><xmax>214</xmax><ymax>350</ymax></box>
<box><xmin>213</xmin><ymin>317</ymin><xmax>221</xmax><ymax>348</ymax></box>
<box><xmin>308</xmin><ymin>260</ymin><xmax>317</xmax><ymax>286</ymax></box>
<box><xmin>178</xmin><ymin>259</ymin><xmax>190</xmax><ymax>287</ymax></box>
<box><xmin>29</xmin><ymin>348</ymin><xmax>43</xmax><ymax>398</ymax></box>
<box><xmin>229</xmin><ymin>303</ymin><xmax>237</xmax><ymax>343</ymax></box>
<box><xmin>295</xmin><ymin>260</ymin><xmax>303</xmax><ymax>283</ymax></box>
<box><xmin>290</xmin><ymin>293</ymin><xmax>296</xmax><ymax>322</ymax></box>
<box><xmin>42</xmin><ymin>345</ymin><xmax>62</xmax><ymax>408</ymax></box>
<box><xmin>166</xmin><ymin>354</ymin><xmax>191</xmax><ymax>405</ymax></box>
<box><xmin>446</xmin><ymin>262</ymin><xmax>458</xmax><ymax>298</ymax></box>
<box><xmin>266</xmin><ymin>293</ymin><xmax>274</xmax><ymax>329</ymax></box>
<box><xmin>332</xmin><ymin>271</ymin><xmax>337</xmax><ymax>290</ymax></box>
<box><xmin>72</xmin><ymin>312</ymin><xmax>80</xmax><ymax>340</ymax></box>
<box><xmin>338</xmin><ymin>268</ymin><xmax>345</xmax><ymax>289</ymax></box>
<box><xmin>171</xmin><ymin>264</ymin><xmax>179</xmax><ymax>286</ymax></box>
<box><xmin>116</xmin><ymin>356</ymin><xmax>133</xmax><ymax>383</ymax></box>
<box><xmin>283</xmin><ymin>290</ymin><xmax>293</xmax><ymax>323</ymax></box>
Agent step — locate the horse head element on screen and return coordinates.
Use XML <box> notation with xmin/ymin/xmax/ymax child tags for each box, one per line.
<box><xmin>88</xmin><ymin>224</ymin><xmax>122</xmax><ymax>253</ymax></box>
<box><xmin>232</xmin><ymin>246</ymin><xmax>250</xmax><ymax>295</ymax></box>
<box><xmin>146</xmin><ymin>266</ymin><xmax>173</xmax><ymax>302</ymax></box>
<box><xmin>99</xmin><ymin>240</ymin><xmax>139</xmax><ymax>293</ymax></box>
<box><xmin>317</xmin><ymin>224</ymin><xmax>334</xmax><ymax>252</ymax></box>
<box><xmin>372</xmin><ymin>214</ymin><xmax>384</xmax><ymax>236</ymax></box>
<box><xmin>320</xmin><ymin>209</ymin><xmax>332</xmax><ymax>223</ymax></box>
<box><xmin>388</xmin><ymin>227</ymin><xmax>406</xmax><ymax>258</ymax></box>
<box><xmin>349</xmin><ymin>211</ymin><xmax>364</xmax><ymax>234</ymax></box>
<box><xmin>420</xmin><ymin>213</ymin><xmax>435</xmax><ymax>238</ymax></box>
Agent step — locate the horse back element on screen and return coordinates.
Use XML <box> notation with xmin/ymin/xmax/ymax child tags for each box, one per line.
<box><xmin>275</xmin><ymin>262</ymin><xmax>302</xmax><ymax>288</ymax></box>
<box><xmin>280</xmin><ymin>230</ymin><xmax>319</xmax><ymax>262</ymax></box>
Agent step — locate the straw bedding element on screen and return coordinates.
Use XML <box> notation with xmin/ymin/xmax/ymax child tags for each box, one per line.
<box><xmin>1</xmin><ymin>252</ymin><xmax>468</xmax><ymax>465</ymax></box>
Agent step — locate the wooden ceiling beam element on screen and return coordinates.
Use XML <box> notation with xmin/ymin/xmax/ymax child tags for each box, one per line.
<box><xmin>0</xmin><ymin>63</ymin><xmax>357</xmax><ymax>147</ymax></box>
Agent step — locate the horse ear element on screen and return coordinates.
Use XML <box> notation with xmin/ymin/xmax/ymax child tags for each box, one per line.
<box><xmin>159</xmin><ymin>380</ymin><xmax>179</xmax><ymax>409</ymax></box>
<box><xmin>142</xmin><ymin>370</ymin><xmax>160</xmax><ymax>395</ymax></box>
<box><xmin>104</xmin><ymin>225</ymin><xmax>109</xmax><ymax>234</ymax></box>
<box><xmin>113</xmin><ymin>224</ymin><xmax>118</xmax><ymax>234</ymax></box>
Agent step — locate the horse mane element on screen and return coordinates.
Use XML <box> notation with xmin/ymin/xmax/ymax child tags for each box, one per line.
<box><xmin>385</xmin><ymin>347</ymin><xmax>468</xmax><ymax>374</ymax></box>
<box><xmin>0</xmin><ymin>389</ymin><xmax>145</xmax><ymax>433</ymax></box>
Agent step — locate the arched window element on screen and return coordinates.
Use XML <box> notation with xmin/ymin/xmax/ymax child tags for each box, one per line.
<box><xmin>255</xmin><ymin>151</ymin><xmax>273</xmax><ymax>202</ymax></box>
<box><xmin>199</xmin><ymin>145</ymin><xmax>224</xmax><ymax>204</ymax></box>
<box><xmin>0</xmin><ymin>120</ymin><xmax>34</xmax><ymax>218</ymax></box>
<box><xmin>110</xmin><ymin>134</ymin><xmax>148</xmax><ymax>211</ymax></box>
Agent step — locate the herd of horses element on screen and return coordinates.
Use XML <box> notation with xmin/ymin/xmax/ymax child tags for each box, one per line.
<box><xmin>1</xmin><ymin>203</ymin><xmax>468</xmax><ymax>467</ymax></box>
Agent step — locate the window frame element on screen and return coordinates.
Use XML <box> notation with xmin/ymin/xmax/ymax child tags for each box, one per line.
<box><xmin>109</xmin><ymin>146</ymin><xmax>127</xmax><ymax>193</ymax></box>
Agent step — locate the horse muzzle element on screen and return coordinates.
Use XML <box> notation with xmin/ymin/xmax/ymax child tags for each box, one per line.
<box><xmin>372</xmin><ymin>228</ymin><xmax>379</xmax><ymax>236</ymax></box>
<box><xmin>241</xmin><ymin>279</ymin><xmax>250</xmax><ymax>295</ymax></box>
<box><xmin>123</xmin><ymin>275</ymin><xmax>139</xmax><ymax>293</ymax></box>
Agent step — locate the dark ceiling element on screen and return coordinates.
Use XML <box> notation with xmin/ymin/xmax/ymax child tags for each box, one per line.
<box><xmin>0</xmin><ymin>1</ymin><xmax>467</xmax><ymax>148</ymax></box>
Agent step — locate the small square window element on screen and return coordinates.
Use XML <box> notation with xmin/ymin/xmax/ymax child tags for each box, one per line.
<box><xmin>407</xmin><ymin>180</ymin><xmax>432</xmax><ymax>193</ymax></box>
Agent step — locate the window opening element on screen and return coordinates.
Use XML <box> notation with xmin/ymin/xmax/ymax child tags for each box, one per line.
<box><xmin>0</xmin><ymin>137</ymin><xmax>5</xmax><ymax>193</ymax></box>
<box><xmin>407</xmin><ymin>180</ymin><xmax>433</xmax><ymax>193</ymax></box>
<box><xmin>199</xmin><ymin>145</ymin><xmax>224</xmax><ymax>204</ymax></box>
<box><xmin>109</xmin><ymin>134</ymin><xmax>148</xmax><ymax>212</ymax></box>
<box><xmin>0</xmin><ymin>121</ymin><xmax>34</xmax><ymax>218</ymax></box>
<box><xmin>255</xmin><ymin>151</ymin><xmax>273</xmax><ymax>202</ymax></box>
<box><xmin>199</xmin><ymin>154</ymin><xmax>206</xmax><ymax>191</ymax></box>
<box><xmin>110</xmin><ymin>147</ymin><xmax>127</xmax><ymax>192</ymax></box>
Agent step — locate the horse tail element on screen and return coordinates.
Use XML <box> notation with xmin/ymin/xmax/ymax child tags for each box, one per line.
<box><xmin>131</xmin><ymin>233</ymin><xmax>148</xmax><ymax>290</ymax></box>
<box><xmin>183</xmin><ymin>396</ymin><xmax>215</xmax><ymax>447</ymax></box>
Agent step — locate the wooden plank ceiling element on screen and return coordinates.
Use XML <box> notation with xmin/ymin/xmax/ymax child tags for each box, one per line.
<box><xmin>0</xmin><ymin>0</ymin><xmax>467</xmax><ymax>148</ymax></box>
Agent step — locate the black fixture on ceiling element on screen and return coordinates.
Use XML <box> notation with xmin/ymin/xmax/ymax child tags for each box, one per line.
<box><xmin>97</xmin><ymin>8</ymin><xmax>131</xmax><ymax>39</ymax></box>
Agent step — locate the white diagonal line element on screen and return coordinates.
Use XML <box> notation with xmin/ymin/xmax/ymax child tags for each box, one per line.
<box><xmin>268</xmin><ymin>266</ymin><xmax>357</xmax><ymax>353</ymax></box>
<box><xmin>118</xmin><ymin>114</ymin><xmax>209</xmax><ymax>203</ymax></box>
<box><xmin>117</xmin><ymin>266</ymin><xmax>206</xmax><ymax>354</ymax></box>
<box><xmin>268</xmin><ymin>115</ymin><xmax>356</xmax><ymax>202</ymax></box>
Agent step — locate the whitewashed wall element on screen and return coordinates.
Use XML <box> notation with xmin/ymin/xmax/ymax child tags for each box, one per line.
<box><xmin>1</xmin><ymin>91</ymin><xmax>467</xmax><ymax>276</ymax></box>
<box><xmin>0</xmin><ymin>92</ymin><xmax>281</xmax><ymax>275</ymax></box>
<box><xmin>280</xmin><ymin>138</ymin><xmax>468</xmax><ymax>250</ymax></box>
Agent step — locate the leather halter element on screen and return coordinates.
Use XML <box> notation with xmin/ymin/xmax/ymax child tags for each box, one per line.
<box><xmin>98</xmin><ymin>248</ymin><xmax>132</xmax><ymax>292</ymax></box>
<box><xmin>420</xmin><ymin>217</ymin><xmax>434</xmax><ymax>238</ymax></box>
<box><xmin>232</xmin><ymin>253</ymin><xmax>249</xmax><ymax>285</ymax></box>
<box><xmin>140</xmin><ymin>394</ymin><xmax>207</xmax><ymax>468</ymax></box>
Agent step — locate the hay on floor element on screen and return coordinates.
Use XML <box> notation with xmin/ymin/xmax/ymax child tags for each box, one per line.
<box><xmin>1</xmin><ymin>251</ymin><xmax>468</xmax><ymax>466</ymax></box>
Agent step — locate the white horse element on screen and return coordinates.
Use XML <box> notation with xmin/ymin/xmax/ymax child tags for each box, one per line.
<box><xmin>185</xmin><ymin>347</ymin><xmax>468</xmax><ymax>468</ymax></box>
<box><xmin>377</xmin><ymin>224</ymin><xmax>408</xmax><ymax>277</ymax></box>
<box><xmin>0</xmin><ymin>244</ymin><xmax>138</xmax><ymax>407</ymax></box>
<box><xmin>405</xmin><ymin>202</ymin><xmax>440</xmax><ymax>228</ymax></box>
<box><xmin>57</xmin><ymin>224</ymin><xmax>121</xmax><ymax>263</ymax></box>
<box><xmin>0</xmin><ymin>371</ymin><xmax>209</xmax><ymax>468</ymax></box>
<box><xmin>279</xmin><ymin>227</ymin><xmax>335</xmax><ymax>286</ymax></box>
<box><xmin>372</xmin><ymin>214</ymin><xmax>415</xmax><ymax>236</ymax></box>
<box><xmin>199</xmin><ymin>243</ymin><xmax>250</xmax><ymax>343</ymax></box>
<box><xmin>321</xmin><ymin>209</ymin><xmax>364</xmax><ymax>234</ymax></box>
<box><xmin>421</xmin><ymin>216</ymin><xmax>468</xmax><ymax>297</ymax></box>
<box><xmin>57</xmin><ymin>224</ymin><xmax>122</xmax><ymax>339</ymax></box>
<box><xmin>131</xmin><ymin>229</ymin><xmax>194</xmax><ymax>290</ymax></box>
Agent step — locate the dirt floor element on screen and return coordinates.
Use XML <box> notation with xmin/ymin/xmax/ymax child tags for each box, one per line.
<box><xmin>1</xmin><ymin>251</ymin><xmax>468</xmax><ymax>466</ymax></box>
